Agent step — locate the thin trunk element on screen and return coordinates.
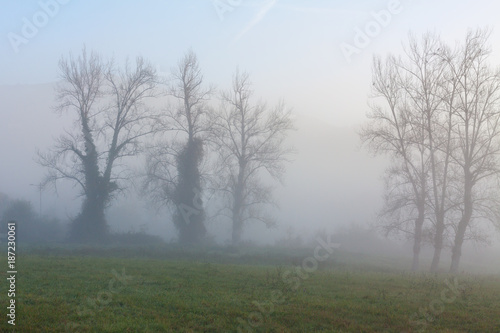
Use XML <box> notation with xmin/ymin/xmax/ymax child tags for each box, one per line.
<box><xmin>232</xmin><ymin>162</ymin><xmax>245</xmax><ymax>245</ymax></box>
<box><xmin>431</xmin><ymin>75</ymin><xmax>455</xmax><ymax>271</ymax></box>
<box><xmin>412</xmin><ymin>203</ymin><xmax>425</xmax><ymax>271</ymax></box>
<box><xmin>430</xmin><ymin>212</ymin><xmax>445</xmax><ymax>272</ymax></box>
<box><xmin>450</xmin><ymin>175</ymin><xmax>473</xmax><ymax>273</ymax></box>
<box><xmin>232</xmin><ymin>102</ymin><xmax>246</xmax><ymax>245</ymax></box>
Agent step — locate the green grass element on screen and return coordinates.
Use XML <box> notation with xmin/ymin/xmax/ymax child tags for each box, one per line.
<box><xmin>1</xmin><ymin>246</ymin><xmax>500</xmax><ymax>332</ymax></box>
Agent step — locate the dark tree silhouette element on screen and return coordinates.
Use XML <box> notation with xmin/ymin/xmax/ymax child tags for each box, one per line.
<box><xmin>144</xmin><ymin>50</ymin><xmax>212</xmax><ymax>243</ymax></box>
<box><xmin>171</xmin><ymin>138</ymin><xmax>206</xmax><ymax>242</ymax></box>
<box><xmin>38</xmin><ymin>48</ymin><xmax>159</xmax><ymax>242</ymax></box>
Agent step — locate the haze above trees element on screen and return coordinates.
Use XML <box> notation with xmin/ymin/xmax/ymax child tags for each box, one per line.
<box><xmin>2</xmin><ymin>29</ymin><xmax>500</xmax><ymax>274</ymax></box>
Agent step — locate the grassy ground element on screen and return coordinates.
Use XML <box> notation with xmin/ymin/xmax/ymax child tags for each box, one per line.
<box><xmin>1</xmin><ymin>245</ymin><xmax>500</xmax><ymax>332</ymax></box>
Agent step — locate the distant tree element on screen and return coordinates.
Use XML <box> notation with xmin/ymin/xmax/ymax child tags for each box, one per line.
<box><xmin>395</xmin><ymin>33</ymin><xmax>458</xmax><ymax>272</ymax></box>
<box><xmin>38</xmin><ymin>47</ymin><xmax>159</xmax><ymax>243</ymax></box>
<box><xmin>442</xmin><ymin>29</ymin><xmax>500</xmax><ymax>273</ymax></box>
<box><xmin>363</xmin><ymin>29</ymin><xmax>500</xmax><ymax>273</ymax></box>
<box><xmin>144</xmin><ymin>50</ymin><xmax>213</xmax><ymax>243</ymax></box>
<box><xmin>1</xmin><ymin>200</ymin><xmax>36</xmax><ymax>226</ymax></box>
<box><xmin>211</xmin><ymin>71</ymin><xmax>294</xmax><ymax>245</ymax></box>
<box><xmin>1</xmin><ymin>199</ymin><xmax>64</xmax><ymax>243</ymax></box>
<box><xmin>0</xmin><ymin>192</ymin><xmax>12</xmax><ymax>217</ymax></box>
<box><xmin>361</xmin><ymin>54</ymin><xmax>430</xmax><ymax>271</ymax></box>
<box><xmin>1</xmin><ymin>199</ymin><xmax>36</xmax><ymax>241</ymax></box>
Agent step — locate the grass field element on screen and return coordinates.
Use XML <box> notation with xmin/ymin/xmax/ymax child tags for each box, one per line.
<box><xmin>1</xmin><ymin>245</ymin><xmax>500</xmax><ymax>332</ymax></box>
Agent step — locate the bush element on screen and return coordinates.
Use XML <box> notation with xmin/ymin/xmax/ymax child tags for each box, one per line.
<box><xmin>1</xmin><ymin>199</ymin><xmax>65</xmax><ymax>243</ymax></box>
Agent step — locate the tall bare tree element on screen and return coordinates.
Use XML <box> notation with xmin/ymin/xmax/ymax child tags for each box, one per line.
<box><xmin>397</xmin><ymin>33</ymin><xmax>458</xmax><ymax>272</ymax></box>
<box><xmin>444</xmin><ymin>29</ymin><xmax>500</xmax><ymax>273</ymax></box>
<box><xmin>38</xmin><ymin>48</ymin><xmax>159</xmax><ymax>242</ymax></box>
<box><xmin>364</xmin><ymin>29</ymin><xmax>500</xmax><ymax>273</ymax></box>
<box><xmin>144</xmin><ymin>50</ymin><xmax>213</xmax><ymax>243</ymax></box>
<box><xmin>362</xmin><ymin>55</ymin><xmax>430</xmax><ymax>271</ymax></box>
<box><xmin>211</xmin><ymin>71</ymin><xmax>294</xmax><ymax>245</ymax></box>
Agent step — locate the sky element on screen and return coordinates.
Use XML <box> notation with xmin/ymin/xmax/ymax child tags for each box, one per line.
<box><xmin>2</xmin><ymin>0</ymin><xmax>500</xmax><ymax>249</ymax></box>
<box><xmin>3</xmin><ymin>0</ymin><xmax>500</xmax><ymax>126</ymax></box>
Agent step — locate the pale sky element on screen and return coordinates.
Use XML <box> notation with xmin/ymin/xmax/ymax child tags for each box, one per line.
<box><xmin>3</xmin><ymin>0</ymin><xmax>500</xmax><ymax>247</ymax></box>
<box><xmin>3</xmin><ymin>0</ymin><xmax>500</xmax><ymax>126</ymax></box>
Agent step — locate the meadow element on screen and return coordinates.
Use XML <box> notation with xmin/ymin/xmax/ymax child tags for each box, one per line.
<box><xmin>1</xmin><ymin>245</ymin><xmax>500</xmax><ymax>332</ymax></box>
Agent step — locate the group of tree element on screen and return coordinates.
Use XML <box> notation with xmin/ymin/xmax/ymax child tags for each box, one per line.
<box><xmin>0</xmin><ymin>197</ymin><xmax>64</xmax><ymax>243</ymax></box>
<box><xmin>362</xmin><ymin>28</ymin><xmax>500</xmax><ymax>273</ymax></box>
<box><xmin>38</xmin><ymin>48</ymin><xmax>294</xmax><ymax>245</ymax></box>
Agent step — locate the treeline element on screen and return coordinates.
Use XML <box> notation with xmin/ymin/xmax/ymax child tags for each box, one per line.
<box><xmin>35</xmin><ymin>48</ymin><xmax>294</xmax><ymax>246</ymax></box>
<box><xmin>0</xmin><ymin>197</ymin><xmax>64</xmax><ymax>243</ymax></box>
<box><xmin>362</xmin><ymin>29</ymin><xmax>500</xmax><ymax>273</ymax></box>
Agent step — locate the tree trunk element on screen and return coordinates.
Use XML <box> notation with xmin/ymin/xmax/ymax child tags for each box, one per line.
<box><xmin>412</xmin><ymin>207</ymin><xmax>425</xmax><ymax>271</ymax></box>
<box><xmin>430</xmin><ymin>212</ymin><xmax>445</xmax><ymax>272</ymax></box>
<box><xmin>450</xmin><ymin>219</ymin><xmax>467</xmax><ymax>273</ymax></box>
<box><xmin>173</xmin><ymin>138</ymin><xmax>206</xmax><ymax>244</ymax></box>
<box><xmin>72</xmin><ymin>191</ymin><xmax>108</xmax><ymax>242</ymax></box>
<box><xmin>231</xmin><ymin>162</ymin><xmax>245</xmax><ymax>245</ymax></box>
<box><xmin>70</xmin><ymin>118</ymin><xmax>109</xmax><ymax>242</ymax></box>
<box><xmin>450</xmin><ymin>176</ymin><xmax>473</xmax><ymax>273</ymax></box>
<box><xmin>231</xmin><ymin>188</ymin><xmax>244</xmax><ymax>245</ymax></box>
<box><xmin>231</xmin><ymin>214</ymin><xmax>243</xmax><ymax>245</ymax></box>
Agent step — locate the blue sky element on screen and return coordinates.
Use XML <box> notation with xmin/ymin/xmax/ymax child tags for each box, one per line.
<box><xmin>3</xmin><ymin>1</ymin><xmax>500</xmax><ymax>248</ymax></box>
<box><xmin>3</xmin><ymin>0</ymin><xmax>500</xmax><ymax>126</ymax></box>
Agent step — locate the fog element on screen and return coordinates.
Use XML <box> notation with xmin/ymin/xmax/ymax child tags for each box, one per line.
<box><xmin>6</xmin><ymin>2</ymin><xmax>500</xmax><ymax>331</ymax></box>
<box><xmin>2</xmin><ymin>73</ymin><xmax>500</xmax><ymax>274</ymax></box>
<box><xmin>2</xmin><ymin>0</ymin><xmax>500</xmax><ymax>272</ymax></box>
<box><xmin>0</xmin><ymin>81</ymin><xmax>385</xmax><ymax>241</ymax></box>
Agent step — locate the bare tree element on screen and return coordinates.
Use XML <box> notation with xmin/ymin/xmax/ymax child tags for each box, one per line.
<box><xmin>444</xmin><ymin>29</ymin><xmax>500</xmax><ymax>273</ymax></box>
<box><xmin>397</xmin><ymin>33</ymin><xmax>458</xmax><ymax>272</ymax></box>
<box><xmin>38</xmin><ymin>47</ymin><xmax>159</xmax><ymax>242</ymax></box>
<box><xmin>211</xmin><ymin>71</ymin><xmax>294</xmax><ymax>245</ymax></box>
<box><xmin>363</xmin><ymin>29</ymin><xmax>500</xmax><ymax>273</ymax></box>
<box><xmin>362</xmin><ymin>54</ymin><xmax>429</xmax><ymax>271</ymax></box>
<box><xmin>144</xmin><ymin>50</ymin><xmax>213</xmax><ymax>243</ymax></box>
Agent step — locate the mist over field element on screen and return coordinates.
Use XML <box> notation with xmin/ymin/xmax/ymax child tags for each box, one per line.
<box><xmin>0</xmin><ymin>82</ymin><xmax>384</xmax><ymax>240</ymax></box>
<box><xmin>2</xmin><ymin>1</ymin><xmax>500</xmax><ymax>331</ymax></box>
<box><xmin>1</xmin><ymin>68</ymin><xmax>499</xmax><ymax>272</ymax></box>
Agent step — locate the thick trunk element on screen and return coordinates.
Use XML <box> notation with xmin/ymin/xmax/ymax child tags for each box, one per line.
<box><xmin>231</xmin><ymin>214</ymin><xmax>243</xmax><ymax>245</ymax></box>
<box><xmin>71</xmin><ymin>118</ymin><xmax>109</xmax><ymax>242</ymax></box>
<box><xmin>72</xmin><ymin>192</ymin><xmax>108</xmax><ymax>242</ymax></box>
<box><xmin>173</xmin><ymin>138</ymin><xmax>206</xmax><ymax>243</ymax></box>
